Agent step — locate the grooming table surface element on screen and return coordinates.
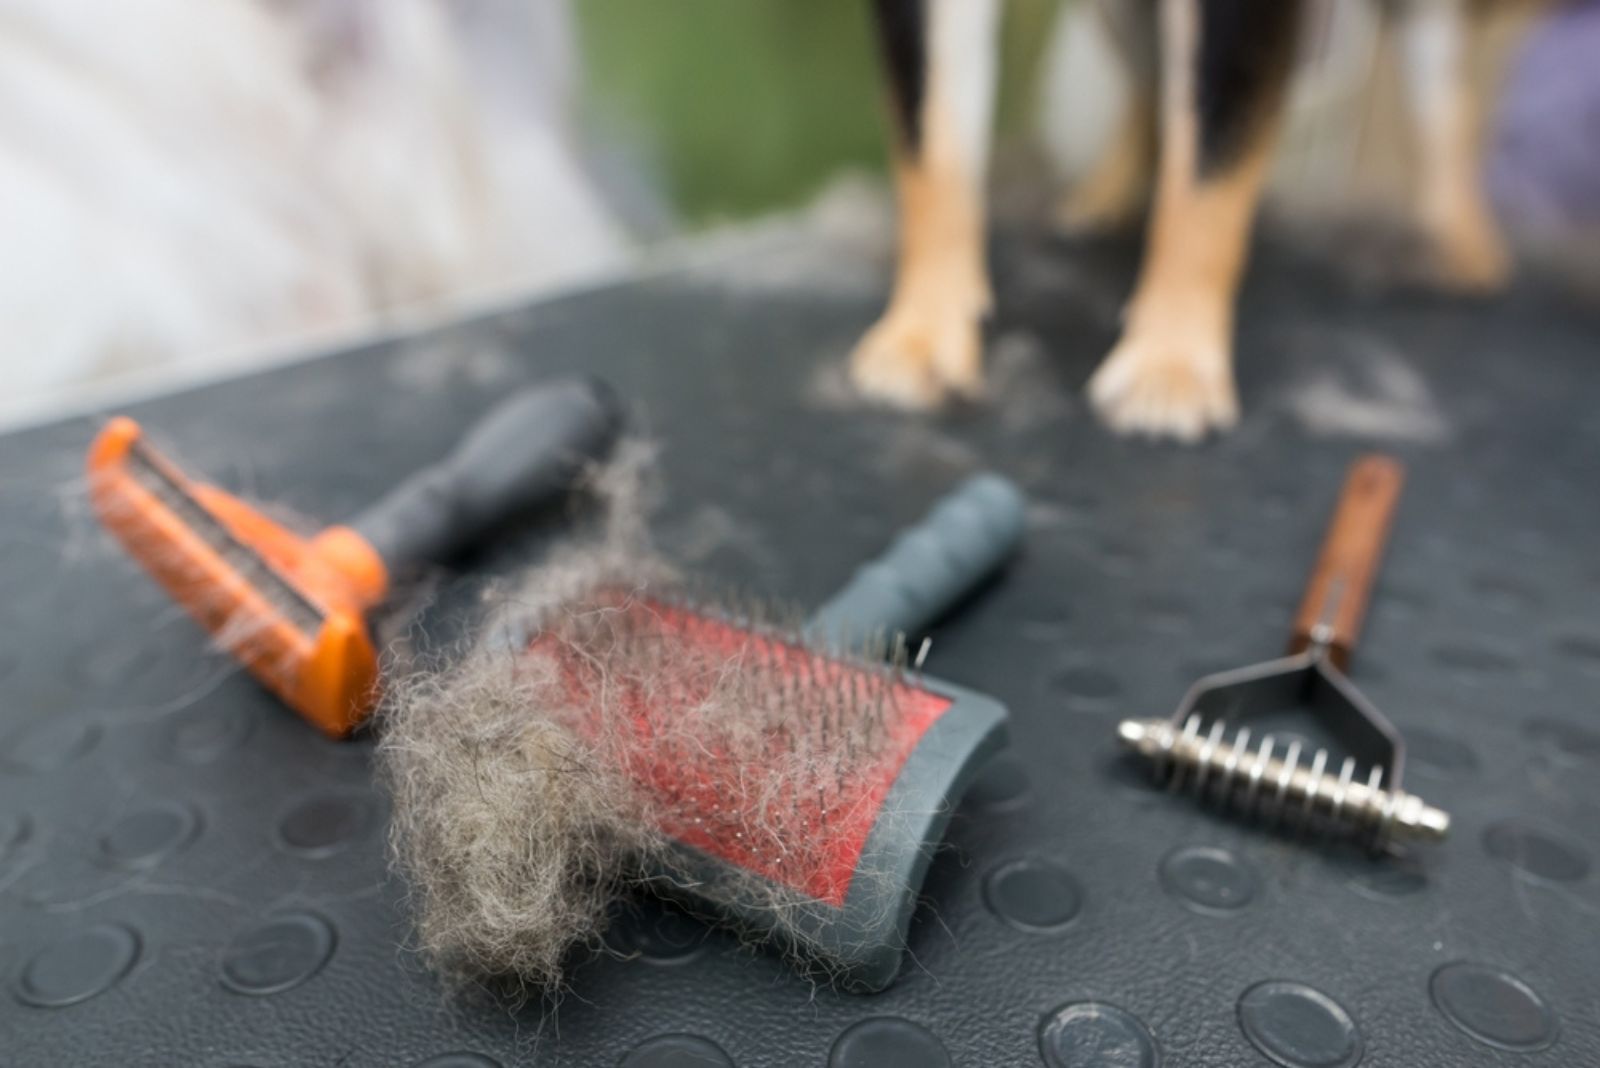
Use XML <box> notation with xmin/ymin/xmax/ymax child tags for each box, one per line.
<box><xmin>2</xmin><ymin>235</ymin><xmax>1597</xmax><ymax>1067</ymax></box>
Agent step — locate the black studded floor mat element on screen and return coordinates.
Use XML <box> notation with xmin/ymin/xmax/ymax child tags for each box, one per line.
<box><xmin>2</xmin><ymin>234</ymin><xmax>1597</xmax><ymax>1066</ymax></box>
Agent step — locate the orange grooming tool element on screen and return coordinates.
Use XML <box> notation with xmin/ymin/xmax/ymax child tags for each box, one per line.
<box><xmin>88</xmin><ymin>377</ymin><xmax>621</xmax><ymax>737</ymax></box>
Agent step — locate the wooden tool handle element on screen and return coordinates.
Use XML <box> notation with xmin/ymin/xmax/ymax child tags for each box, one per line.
<box><xmin>1289</xmin><ymin>454</ymin><xmax>1405</xmax><ymax>671</ymax></box>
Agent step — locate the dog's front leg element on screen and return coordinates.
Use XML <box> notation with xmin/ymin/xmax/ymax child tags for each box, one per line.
<box><xmin>1055</xmin><ymin>0</ymin><xmax>1160</xmax><ymax>234</ymax></box>
<box><xmin>1397</xmin><ymin>0</ymin><xmax>1510</xmax><ymax>290</ymax></box>
<box><xmin>852</xmin><ymin>0</ymin><xmax>1001</xmax><ymax>408</ymax></box>
<box><xmin>1089</xmin><ymin>0</ymin><xmax>1303</xmax><ymax>442</ymax></box>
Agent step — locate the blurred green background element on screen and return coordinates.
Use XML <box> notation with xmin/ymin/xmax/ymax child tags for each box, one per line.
<box><xmin>575</xmin><ymin>0</ymin><xmax>1064</xmax><ymax>225</ymax></box>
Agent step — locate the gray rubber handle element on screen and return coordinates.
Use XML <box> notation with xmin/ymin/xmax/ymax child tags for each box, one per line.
<box><xmin>806</xmin><ymin>473</ymin><xmax>1024</xmax><ymax>647</ymax></box>
<box><xmin>350</xmin><ymin>376</ymin><xmax>621</xmax><ymax>571</ymax></box>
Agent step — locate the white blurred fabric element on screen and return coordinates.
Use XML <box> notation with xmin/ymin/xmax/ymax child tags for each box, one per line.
<box><xmin>0</xmin><ymin>0</ymin><xmax>627</xmax><ymax>419</ymax></box>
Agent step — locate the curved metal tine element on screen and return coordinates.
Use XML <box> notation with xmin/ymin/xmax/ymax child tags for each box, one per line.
<box><xmin>1152</xmin><ymin>717</ymin><xmax>1179</xmax><ymax>783</ymax></box>
<box><xmin>1194</xmin><ymin>719</ymin><xmax>1226</xmax><ymax>800</ymax></box>
<box><xmin>1169</xmin><ymin>714</ymin><xmax>1203</xmax><ymax>794</ymax></box>
<box><xmin>1222</xmin><ymin>726</ymin><xmax>1250</xmax><ymax>810</ymax></box>
<box><xmin>1299</xmin><ymin>747</ymin><xmax>1328</xmax><ymax>837</ymax></box>
<box><xmin>1246</xmin><ymin>734</ymin><xmax>1274</xmax><ymax>820</ymax></box>
<box><xmin>1272</xmin><ymin>740</ymin><xmax>1302</xmax><ymax>829</ymax></box>
<box><xmin>1363</xmin><ymin>763</ymin><xmax>1383</xmax><ymax>833</ymax></box>
<box><xmin>1367</xmin><ymin>763</ymin><xmax>1392</xmax><ymax>852</ymax></box>
<box><xmin>1330</xmin><ymin>756</ymin><xmax>1356</xmax><ymax>837</ymax></box>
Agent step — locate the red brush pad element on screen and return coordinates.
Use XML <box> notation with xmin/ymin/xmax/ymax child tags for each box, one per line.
<box><xmin>526</xmin><ymin>597</ymin><xmax>952</xmax><ymax>907</ymax></box>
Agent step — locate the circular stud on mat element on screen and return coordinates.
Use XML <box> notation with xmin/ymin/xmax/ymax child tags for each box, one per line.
<box><xmin>1159</xmin><ymin>845</ymin><xmax>1258</xmax><ymax>914</ymax></box>
<box><xmin>163</xmin><ymin>704</ymin><xmax>256</xmax><ymax>763</ymax></box>
<box><xmin>220</xmin><ymin>912</ymin><xmax>336</xmax><ymax>996</ymax></box>
<box><xmin>1400</xmin><ymin>728</ymin><xmax>1480</xmax><ymax>778</ymax></box>
<box><xmin>606</xmin><ymin>901</ymin><xmax>706</xmax><ymax>964</ymax></box>
<box><xmin>99</xmin><ymin>801</ymin><xmax>200</xmax><ymax>869</ymax></box>
<box><xmin>1430</xmin><ymin>962</ymin><xmax>1557</xmax><ymax>1052</ymax></box>
<box><xmin>1236</xmin><ymin>980</ymin><xmax>1362</xmax><ymax>1068</ymax></box>
<box><xmin>982</xmin><ymin>858</ymin><xmax>1083</xmax><ymax>932</ymax></box>
<box><xmin>0</xmin><ymin>716</ymin><xmax>101</xmax><ymax>774</ymax></box>
<box><xmin>275</xmin><ymin>791</ymin><xmax>378</xmax><ymax>858</ymax></box>
<box><xmin>829</xmin><ymin>1017</ymin><xmax>949</xmax><ymax>1068</ymax></box>
<box><xmin>1039</xmin><ymin>1002</ymin><xmax>1160</xmax><ymax>1068</ymax></box>
<box><xmin>619</xmin><ymin>1034</ymin><xmax>733</xmax><ymax>1068</ymax></box>
<box><xmin>17</xmin><ymin>923</ymin><xmax>141</xmax><ymax>1008</ymax></box>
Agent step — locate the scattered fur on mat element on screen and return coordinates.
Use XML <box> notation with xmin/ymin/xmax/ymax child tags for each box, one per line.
<box><xmin>378</xmin><ymin>450</ymin><xmax>921</xmax><ymax>992</ymax></box>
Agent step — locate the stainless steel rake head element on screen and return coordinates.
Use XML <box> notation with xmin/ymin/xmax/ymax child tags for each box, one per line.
<box><xmin>1118</xmin><ymin>456</ymin><xmax>1450</xmax><ymax>848</ymax></box>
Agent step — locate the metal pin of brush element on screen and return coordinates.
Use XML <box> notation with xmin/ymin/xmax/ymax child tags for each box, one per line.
<box><xmin>87</xmin><ymin>377</ymin><xmax>621</xmax><ymax>737</ymax></box>
<box><xmin>1117</xmin><ymin>455</ymin><xmax>1450</xmax><ymax>848</ymax></box>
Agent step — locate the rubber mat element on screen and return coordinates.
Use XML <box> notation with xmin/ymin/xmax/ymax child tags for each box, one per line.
<box><xmin>1</xmin><ymin>235</ymin><xmax>1597</xmax><ymax>1066</ymax></box>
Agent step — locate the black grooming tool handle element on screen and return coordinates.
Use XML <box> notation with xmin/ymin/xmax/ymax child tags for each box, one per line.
<box><xmin>350</xmin><ymin>376</ymin><xmax>621</xmax><ymax>571</ymax></box>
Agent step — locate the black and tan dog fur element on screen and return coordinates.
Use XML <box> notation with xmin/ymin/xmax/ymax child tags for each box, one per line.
<box><xmin>857</xmin><ymin>0</ymin><xmax>1513</xmax><ymax>440</ymax></box>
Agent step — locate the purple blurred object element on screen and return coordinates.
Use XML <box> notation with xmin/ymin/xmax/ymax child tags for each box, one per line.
<box><xmin>1488</xmin><ymin>0</ymin><xmax>1600</xmax><ymax>232</ymax></box>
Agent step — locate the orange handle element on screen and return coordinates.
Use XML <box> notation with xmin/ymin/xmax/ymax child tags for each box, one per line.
<box><xmin>1289</xmin><ymin>454</ymin><xmax>1405</xmax><ymax>671</ymax></box>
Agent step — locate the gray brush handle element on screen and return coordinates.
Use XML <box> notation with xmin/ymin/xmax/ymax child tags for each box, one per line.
<box><xmin>807</xmin><ymin>473</ymin><xmax>1024</xmax><ymax>646</ymax></box>
<box><xmin>350</xmin><ymin>376</ymin><xmax>621</xmax><ymax>571</ymax></box>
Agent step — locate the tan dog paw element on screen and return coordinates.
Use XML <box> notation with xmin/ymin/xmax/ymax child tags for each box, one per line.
<box><xmin>1088</xmin><ymin>325</ymin><xmax>1238</xmax><ymax>442</ymax></box>
<box><xmin>849</xmin><ymin>304</ymin><xmax>985</xmax><ymax>409</ymax></box>
<box><xmin>1426</xmin><ymin>207</ymin><xmax>1511</xmax><ymax>293</ymax></box>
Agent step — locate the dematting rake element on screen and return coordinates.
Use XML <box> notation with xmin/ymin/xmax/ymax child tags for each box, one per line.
<box><xmin>1118</xmin><ymin>454</ymin><xmax>1450</xmax><ymax>848</ymax></box>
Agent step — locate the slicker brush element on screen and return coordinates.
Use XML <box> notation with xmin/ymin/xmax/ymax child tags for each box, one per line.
<box><xmin>381</xmin><ymin>474</ymin><xmax>1024</xmax><ymax>992</ymax></box>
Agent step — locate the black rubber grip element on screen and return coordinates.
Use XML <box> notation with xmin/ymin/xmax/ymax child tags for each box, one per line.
<box><xmin>807</xmin><ymin>473</ymin><xmax>1025</xmax><ymax>647</ymax></box>
<box><xmin>350</xmin><ymin>376</ymin><xmax>621</xmax><ymax>571</ymax></box>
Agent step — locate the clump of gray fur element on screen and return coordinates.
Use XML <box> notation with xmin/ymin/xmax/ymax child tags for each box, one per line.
<box><xmin>377</xmin><ymin>445</ymin><xmax>670</xmax><ymax>991</ymax></box>
<box><xmin>379</xmin><ymin>637</ymin><xmax>649</xmax><ymax>988</ymax></box>
<box><xmin>378</xmin><ymin>546</ymin><xmax>674</xmax><ymax>990</ymax></box>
